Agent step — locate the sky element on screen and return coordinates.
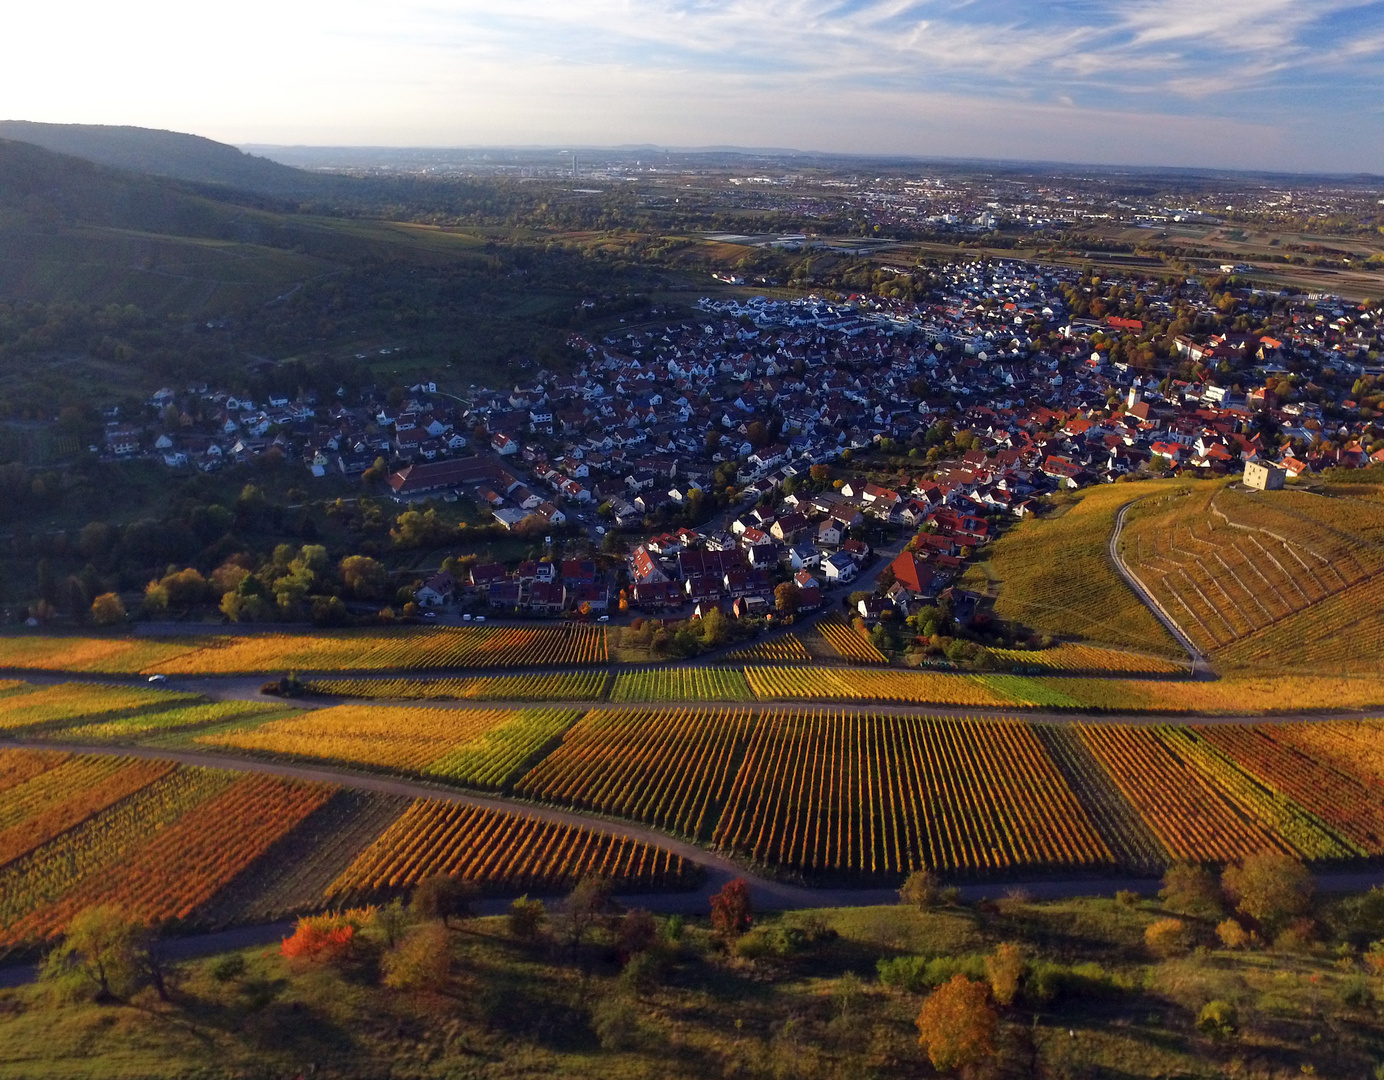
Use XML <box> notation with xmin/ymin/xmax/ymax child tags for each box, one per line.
<box><xmin>5</xmin><ymin>0</ymin><xmax>1384</xmax><ymax>173</ymax></box>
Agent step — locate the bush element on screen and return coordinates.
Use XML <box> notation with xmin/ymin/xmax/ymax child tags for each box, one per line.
<box><xmin>877</xmin><ymin>954</ymin><xmax>987</xmax><ymax>993</ymax></box>
<box><xmin>1216</xmin><ymin>919</ymin><xmax>1251</xmax><ymax>950</ymax></box>
<box><xmin>710</xmin><ymin>878</ymin><xmax>753</xmax><ymax>941</ymax></box>
<box><xmin>381</xmin><ymin>923</ymin><xmax>452</xmax><ymax>993</ymax></box>
<box><xmin>1115</xmin><ymin>889</ymin><xmax>1141</xmax><ymax>907</ymax></box>
<box><xmin>1338</xmin><ymin>975</ymin><xmax>1374</xmax><ymax>1010</ymax></box>
<box><xmin>1159</xmin><ymin>862</ymin><xmax>1223</xmax><ymax>918</ymax></box>
<box><xmin>985</xmin><ymin>943</ymin><xmax>1025</xmax><ymax>1007</ymax></box>
<box><xmin>899</xmin><ymin>869</ymin><xmax>942</xmax><ymax>910</ymax></box>
<box><xmin>1196</xmin><ymin>1000</ymin><xmax>1237</xmax><ymax>1038</ymax></box>
<box><xmin>1145</xmin><ymin>918</ymin><xmax>1193</xmax><ymax>958</ymax></box>
<box><xmin>508</xmin><ymin>895</ymin><xmax>546</xmax><ymax>940</ymax></box>
<box><xmin>915</xmin><ymin>974</ymin><xmax>998</xmax><ymax>1072</ymax></box>
<box><xmin>591</xmin><ymin>996</ymin><xmax>644</xmax><ymax>1051</ymax></box>
<box><xmin>1274</xmin><ymin>916</ymin><xmax>1318</xmax><ymax>953</ymax></box>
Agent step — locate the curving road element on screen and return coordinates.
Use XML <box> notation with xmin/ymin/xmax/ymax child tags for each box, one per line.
<box><xmin>1108</xmin><ymin>500</ymin><xmax>1206</xmax><ymax>668</ymax></box>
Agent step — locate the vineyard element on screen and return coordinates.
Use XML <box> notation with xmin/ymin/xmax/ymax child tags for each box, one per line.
<box><xmin>305</xmin><ymin>672</ymin><xmax>611</xmax><ymax>702</ymax></box>
<box><xmin>199</xmin><ymin>704</ymin><xmax>533</xmax><ymax>772</ymax></box>
<box><xmin>1121</xmin><ymin>483</ymin><xmax>1384</xmax><ymax>670</ymax></box>
<box><xmin>145</xmin><ymin>625</ymin><xmax>608</xmax><ymax>674</ymax></box>
<box><xmin>988</xmin><ymin>643</ymin><xmax>1184</xmax><ymax>675</ymax></box>
<box><xmin>0</xmin><ymin>682</ymin><xmax>200</xmax><ymax>733</ymax></box>
<box><xmin>0</xmin><ymin>636</ymin><xmax>202</xmax><ymax>674</ymax></box>
<box><xmin>609</xmin><ymin>668</ymin><xmax>752</xmax><ymax>703</ymax></box>
<box><xmin>723</xmin><ymin>635</ymin><xmax>813</xmax><ymax>663</ymax></box>
<box><xmin>514</xmin><ymin>707</ymin><xmax>757</xmax><ymax>841</ymax></box>
<box><xmin>964</xmin><ymin>480</ymin><xmax>1184</xmax><ymax>654</ymax></box>
<box><xmin>326</xmin><ymin>798</ymin><xmax>697</xmax><ymax>903</ymax></box>
<box><xmin>744</xmin><ymin>666</ymin><xmax>1015</xmax><ymax>707</ymax></box>
<box><xmin>813</xmin><ymin>616</ymin><xmax>889</xmax><ymax>664</ymax></box>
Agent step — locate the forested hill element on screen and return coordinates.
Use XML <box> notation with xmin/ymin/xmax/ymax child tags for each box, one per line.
<box><xmin>0</xmin><ymin>120</ymin><xmax>324</xmax><ymax>198</ymax></box>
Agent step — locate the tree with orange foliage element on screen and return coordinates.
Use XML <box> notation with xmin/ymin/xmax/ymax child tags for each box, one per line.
<box><xmin>710</xmin><ymin>878</ymin><xmax>753</xmax><ymax>941</ymax></box>
<box><xmin>280</xmin><ymin>911</ymin><xmax>366</xmax><ymax>966</ymax></box>
<box><xmin>915</xmin><ymin>973</ymin><xmax>998</xmax><ymax>1072</ymax></box>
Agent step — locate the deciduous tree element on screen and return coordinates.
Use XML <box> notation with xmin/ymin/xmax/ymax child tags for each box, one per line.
<box><xmin>710</xmin><ymin>878</ymin><xmax>754</xmax><ymax>941</ymax></box>
<box><xmin>915</xmin><ymin>974</ymin><xmax>998</xmax><ymax>1072</ymax></box>
<box><xmin>90</xmin><ymin>592</ymin><xmax>126</xmax><ymax>626</ymax></box>
<box><xmin>1222</xmin><ymin>851</ymin><xmax>1314</xmax><ymax>937</ymax></box>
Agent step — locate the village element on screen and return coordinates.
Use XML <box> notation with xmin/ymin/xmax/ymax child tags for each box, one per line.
<box><xmin>94</xmin><ymin>259</ymin><xmax>1384</xmax><ymax>626</ymax></box>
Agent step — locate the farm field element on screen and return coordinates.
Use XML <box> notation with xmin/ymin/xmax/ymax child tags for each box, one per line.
<box><xmin>305</xmin><ymin>672</ymin><xmax>611</xmax><ymax>702</ymax></box>
<box><xmin>0</xmin><ymin>747</ymin><xmax>699</xmax><ymax>950</ymax></box>
<box><xmin>609</xmin><ymin>668</ymin><xmax>752</xmax><ymax>702</ymax></box>
<box><xmin>0</xmin><ymin>682</ymin><xmax>201</xmax><ymax>733</ymax></box>
<box><xmin>966</xmin><ymin>479</ymin><xmax>1184</xmax><ymax>654</ymax></box>
<box><xmin>326</xmin><ymin>798</ymin><xmax>697</xmax><ymax>904</ymax></box>
<box><xmin>812</xmin><ymin>616</ymin><xmax>889</xmax><ymax>664</ymax></box>
<box><xmin>988</xmin><ymin>642</ymin><xmax>1185</xmax><ymax>675</ymax></box>
<box><xmin>0</xmin><ymin>636</ymin><xmax>203</xmax><ymax>674</ymax></box>
<box><xmin>1121</xmin><ymin>483</ymin><xmax>1384</xmax><ymax>661</ymax></box>
<box><xmin>723</xmin><ymin>634</ymin><xmax>812</xmax><ymax>663</ymax></box>
<box><xmin>146</xmin><ymin>625</ymin><xmax>609</xmax><ymax>673</ymax></box>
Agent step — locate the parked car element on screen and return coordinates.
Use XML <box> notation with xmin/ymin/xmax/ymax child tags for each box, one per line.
<box><xmin>147</xmin><ymin>674</ymin><xmax>167</xmax><ymax>683</ymax></box>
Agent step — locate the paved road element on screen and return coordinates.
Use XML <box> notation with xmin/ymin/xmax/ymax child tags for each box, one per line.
<box><xmin>1109</xmin><ymin>500</ymin><xmax>1206</xmax><ymax>667</ymax></box>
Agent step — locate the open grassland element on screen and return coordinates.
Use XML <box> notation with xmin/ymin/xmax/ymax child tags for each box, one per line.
<box><xmin>610</xmin><ymin>668</ymin><xmax>753</xmax><ymax>703</ymax></box>
<box><xmin>0</xmin><ymin>635</ymin><xmax>203</xmax><ymax>674</ymax></box>
<box><xmin>1120</xmin><ymin>482</ymin><xmax>1384</xmax><ymax>663</ymax></box>
<box><xmin>326</xmin><ymin>798</ymin><xmax>697</xmax><ymax>903</ymax></box>
<box><xmin>306</xmin><ymin>672</ymin><xmax>611</xmax><ymax>702</ymax></box>
<box><xmin>969</xmin><ymin>480</ymin><xmax>1184</xmax><ymax>654</ymax></box>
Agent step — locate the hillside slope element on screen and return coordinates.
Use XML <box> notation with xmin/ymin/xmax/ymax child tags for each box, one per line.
<box><xmin>0</xmin><ymin>121</ymin><xmax>323</xmax><ymax>197</ymax></box>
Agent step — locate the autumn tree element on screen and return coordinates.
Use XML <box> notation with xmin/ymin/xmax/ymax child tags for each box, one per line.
<box><xmin>898</xmin><ymin>869</ymin><xmax>941</xmax><ymax>910</ymax></box>
<box><xmin>1159</xmin><ymin>861</ymin><xmax>1223</xmax><ymax>918</ymax></box>
<box><xmin>280</xmin><ymin>912</ymin><xmax>360</xmax><ymax>967</ymax></box>
<box><xmin>381</xmin><ymin>922</ymin><xmax>452</xmax><ymax>993</ymax></box>
<box><xmin>915</xmin><ymin>974</ymin><xmax>998</xmax><ymax>1072</ymax></box>
<box><xmin>1222</xmin><ymin>850</ymin><xmax>1314</xmax><ymax>937</ymax></box>
<box><xmin>561</xmin><ymin>876</ymin><xmax>616</xmax><ymax>951</ymax></box>
<box><xmin>90</xmin><ymin>593</ymin><xmax>126</xmax><ymax>626</ymax></box>
<box><xmin>340</xmin><ymin>554</ymin><xmax>389</xmax><ymax>599</ymax></box>
<box><xmin>710</xmin><ymin>878</ymin><xmax>754</xmax><ymax>941</ymax></box>
<box><xmin>985</xmin><ymin>943</ymin><xmax>1025</xmax><ymax>1007</ymax></box>
<box><xmin>40</xmin><ymin>906</ymin><xmax>156</xmax><ymax>1003</ymax></box>
<box><xmin>774</xmin><ymin>581</ymin><xmax>800</xmax><ymax>617</ymax></box>
<box><xmin>411</xmin><ymin>874</ymin><xmax>477</xmax><ymax>929</ymax></box>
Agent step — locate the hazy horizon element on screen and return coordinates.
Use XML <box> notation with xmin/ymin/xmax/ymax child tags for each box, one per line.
<box><xmin>7</xmin><ymin>1</ymin><xmax>1384</xmax><ymax>174</ymax></box>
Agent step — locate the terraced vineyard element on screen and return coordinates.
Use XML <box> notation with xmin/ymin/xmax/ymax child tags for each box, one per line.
<box><xmin>745</xmin><ymin>666</ymin><xmax>1015</xmax><ymax>706</ymax></box>
<box><xmin>989</xmin><ymin>643</ymin><xmax>1184</xmax><ymax>675</ymax></box>
<box><xmin>1121</xmin><ymin>483</ymin><xmax>1384</xmax><ymax>668</ymax></box>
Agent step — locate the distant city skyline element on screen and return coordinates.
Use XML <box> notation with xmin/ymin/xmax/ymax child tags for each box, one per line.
<box><xmin>7</xmin><ymin>1</ymin><xmax>1384</xmax><ymax>173</ymax></box>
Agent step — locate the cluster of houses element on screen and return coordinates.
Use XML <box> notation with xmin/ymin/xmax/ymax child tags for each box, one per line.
<box><xmin>415</xmin><ymin>556</ymin><xmax>613</xmax><ymax>617</ymax></box>
<box><xmin>102</xmin><ymin>264</ymin><xmax>1383</xmax><ymax>534</ymax></box>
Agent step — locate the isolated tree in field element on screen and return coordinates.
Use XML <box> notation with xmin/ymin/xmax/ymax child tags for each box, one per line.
<box><xmin>1222</xmin><ymin>850</ymin><xmax>1314</xmax><ymax>936</ymax></box>
<box><xmin>40</xmin><ymin>906</ymin><xmax>155</xmax><ymax>1003</ymax></box>
<box><xmin>915</xmin><ymin>973</ymin><xmax>998</xmax><ymax>1071</ymax></box>
<box><xmin>710</xmin><ymin>878</ymin><xmax>754</xmax><ymax>941</ymax></box>
<box><xmin>561</xmin><ymin>876</ymin><xmax>616</xmax><ymax>950</ymax></box>
<box><xmin>1159</xmin><ymin>861</ymin><xmax>1223</xmax><ymax>918</ymax></box>
<box><xmin>616</xmin><ymin>908</ymin><xmax>659</xmax><ymax>962</ymax></box>
<box><xmin>899</xmin><ymin>869</ymin><xmax>941</xmax><ymax>910</ymax></box>
<box><xmin>381</xmin><ymin>922</ymin><xmax>452</xmax><ymax>993</ymax></box>
<box><xmin>774</xmin><ymin>581</ymin><xmax>800</xmax><ymax>617</ymax></box>
<box><xmin>90</xmin><ymin>592</ymin><xmax>126</xmax><ymax>626</ymax></box>
<box><xmin>986</xmin><ymin>943</ymin><xmax>1025</xmax><ymax>1007</ymax></box>
<box><xmin>508</xmin><ymin>895</ymin><xmax>547</xmax><ymax>940</ymax></box>
<box><xmin>411</xmin><ymin>874</ymin><xmax>476</xmax><ymax>929</ymax></box>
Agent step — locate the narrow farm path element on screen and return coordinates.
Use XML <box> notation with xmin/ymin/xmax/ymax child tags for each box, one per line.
<box><xmin>1109</xmin><ymin>500</ymin><xmax>1207</xmax><ymax>668</ymax></box>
